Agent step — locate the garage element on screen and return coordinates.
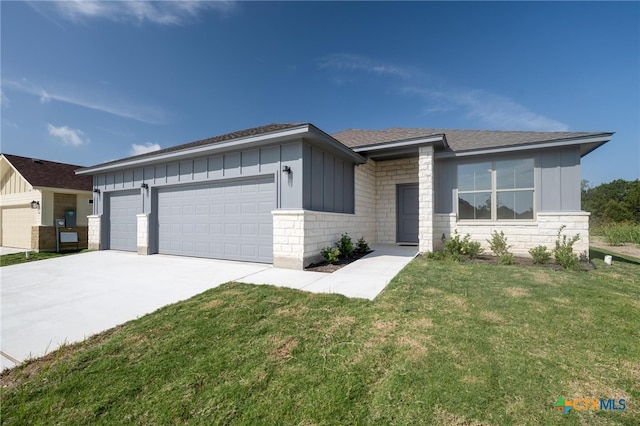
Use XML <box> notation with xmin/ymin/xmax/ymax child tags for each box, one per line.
<box><xmin>1</xmin><ymin>207</ymin><xmax>35</xmax><ymax>249</ymax></box>
<box><xmin>157</xmin><ymin>176</ymin><xmax>275</xmax><ymax>263</ymax></box>
<box><xmin>107</xmin><ymin>190</ymin><xmax>139</xmax><ymax>251</ymax></box>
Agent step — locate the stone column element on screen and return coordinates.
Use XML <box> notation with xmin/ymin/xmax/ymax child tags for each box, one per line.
<box><xmin>137</xmin><ymin>213</ymin><xmax>150</xmax><ymax>255</ymax></box>
<box><xmin>87</xmin><ymin>215</ymin><xmax>101</xmax><ymax>250</ymax></box>
<box><xmin>418</xmin><ymin>145</ymin><xmax>434</xmax><ymax>253</ymax></box>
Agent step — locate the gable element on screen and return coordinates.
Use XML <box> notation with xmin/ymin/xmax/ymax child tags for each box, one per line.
<box><xmin>0</xmin><ymin>154</ymin><xmax>92</xmax><ymax>192</ymax></box>
<box><xmin>0</xmin><ymin>156</ymin><xmax>33</xmax><ymax>195</ymax></box>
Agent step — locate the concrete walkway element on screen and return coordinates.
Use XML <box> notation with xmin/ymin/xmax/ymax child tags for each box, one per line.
<box><xmin>1</xmin><ymin>245</ymin><xmax>417</xmax><ymax>370</ymax></box>
<box><xmin>240</xmin><ymin>244</ymin><xmax>418</xmax><ymax>299</ymax></box>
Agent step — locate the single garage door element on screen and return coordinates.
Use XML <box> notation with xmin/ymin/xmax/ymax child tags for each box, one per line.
<box><xmin>1</xmin><ymin>207</ymin><xmax>35</xmax><ymax>249</ymax></box>
<box><xmin>157</xmin><ymin>176</ymin><xmax>275</xmax><ymax>263</ymax></box>
<box><xmin>108</xmin><ymin>190</ymin><xmax>139</xmax><ymax>251</ymax></box>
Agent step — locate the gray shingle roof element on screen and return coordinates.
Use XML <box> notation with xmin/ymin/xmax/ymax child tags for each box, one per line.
<box><xmin>331</xmin><ymin>128</ymin><xmax>612</xmax><ymax>152</ymax></box>
<box><xmin>86</xmin><ymin>123</ymin><xmax>305</xmax><ymax>169</ymax></box>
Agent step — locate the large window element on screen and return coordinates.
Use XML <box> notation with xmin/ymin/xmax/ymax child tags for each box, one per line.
<box><xmin>458</xmin><ymin>159</ymin><xmax>534</xmax><ymax>220</ymax></box>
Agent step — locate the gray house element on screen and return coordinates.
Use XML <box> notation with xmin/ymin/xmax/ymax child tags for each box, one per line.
<box><xmin>76</xmin><ymin>123</ymin><xmax>613</xmax><ymax>269</ymax></box>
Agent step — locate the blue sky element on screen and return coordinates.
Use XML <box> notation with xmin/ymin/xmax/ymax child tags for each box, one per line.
<box><xmin>1</xmin><ymin>1</ymin><xmax>638</xmax><ymax>186</ymax></box>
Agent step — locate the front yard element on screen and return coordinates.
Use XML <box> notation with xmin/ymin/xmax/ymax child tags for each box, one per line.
<box><xmin>1</xmin><ymin>250</ymin><xmax>638</xmax><ymax>425</ymax></box>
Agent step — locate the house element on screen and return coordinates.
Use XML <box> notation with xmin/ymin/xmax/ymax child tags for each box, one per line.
<box><xmin>0</xmin><ymin>154</ymin><xmax>93</xmax><ymax>250</ymax></box>
<box><xmin>76</xmin><ymin>123</ymin><xmax>613</xmax><ymax>269</ymax></box>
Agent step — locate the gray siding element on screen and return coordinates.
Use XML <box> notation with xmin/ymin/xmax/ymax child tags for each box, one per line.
<box><xmin>434</xmin><ymin>147</ymin><xmax>582</xmax><ymax>214</ymax></box>
<box><xmin>92</xmin><ymin>141</ymin><xmax>304</xmax><ymax>216</ymax></box>
<box><xmin>302</xmin><ymin>142</ymin><xmax>355</xmax><ymax>213</ymax></box>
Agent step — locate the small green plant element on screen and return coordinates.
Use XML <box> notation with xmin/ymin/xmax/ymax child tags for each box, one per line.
<box><xmin>355</xmin><ymin>237</ymin><xmax>370</xmax><ymax>254</ymax></box>
<box><xmin>336</xmin><ymin>233</ymin><xmax>354</xmax><ymax>258</ymax></box>
<box><xmin>320</xmin><ymin>247</ymin><xmax>341</xmax><ymax>264</ymax></box>
<box><xmin>499</xmin><ymin>252</ymin><xmax>515</xmax><ymax>265</ymax></box>
<box><xmin>425</xmin><ymin>250</ymin><xmax>448</xmax><ymax>261</ymax></box>
<box><xmin>444</xmin><ymin>230</ymin><xmax>484</xmax><ymax>259</ymax></box>
<box><xmin>487</xmin><ymin>230</ymin><xmax>512</xmax><ymax>258</ymax></box>
<box><xmin>553</xmin><ymin>225</ymin><xmax>581</xmax><ymax>270</ymax></box>
<box><xmin>528</xmin><ymin>245</ymin><xmax>551</xmax><ymax>264</ymax></box>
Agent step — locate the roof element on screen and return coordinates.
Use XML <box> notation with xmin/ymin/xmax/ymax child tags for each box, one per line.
<box><xmin>87</xmin><ymin>123</ymin><xmax>306</xmax><ymax>169</ymax></box>
<box><xmin>1</xmin><ymin>154</ymin><xmax>92</xmax><ymax>191</ymax></box>
<box><xmin>331</xmin><ymin>128</ymin><xmax>613</xmax><ymax>153</ymax></box>
<box><xmin>78</xmin><ymin>122</ymin><xmax>365</xmax><ymax>174</ymax></box>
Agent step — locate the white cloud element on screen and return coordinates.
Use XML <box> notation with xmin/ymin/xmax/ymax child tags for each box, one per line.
<box><xmin>48</xmin><ymin>124</ymin><xmax>89</xmax><ymax>146</ymax></box>
<box><xmin>404</xmin><ymin>87</ymin><xmax>569</xmax><ymax>132</ymax></box>
<box><xmin>33</xmin><ymin>0</ymin><xmax>235</xmax><ymax>26</ymax></box>
<box><xmin>318</xmin><ymin>54</ymin><xmax>413</xmax><ymax>78</ymax></box>
<box><xmin>130</xmin><ymin>142</ymin><xmax>161</xmax><ymax>156</ymax></box>
<box><xmin>0</xmin><ymin>91</ymin><xmax>8</xmax><ymax>107</ymax></box>
<box><xmin>3</xmin><ymin>78</ymin><xmax>167</xmax><ymax>124</ymax></box>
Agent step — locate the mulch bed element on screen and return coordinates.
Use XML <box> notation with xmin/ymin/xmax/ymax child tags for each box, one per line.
<box><xmin>305</xmin><ymin>250</ymin><xmax>373</xmax><ymax>273</ymax></box>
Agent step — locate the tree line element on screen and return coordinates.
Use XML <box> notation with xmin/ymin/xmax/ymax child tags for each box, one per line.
<box><xmin>581</xmin><ymin>179</ymin><xmax>640</xmax><ymax>224</ymax></box>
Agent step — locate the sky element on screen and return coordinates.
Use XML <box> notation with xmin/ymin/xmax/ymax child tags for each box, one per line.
<box><xmin>1</xmin><ymin>1</ymin><xmax>638</xmax><ymax>186</ymax></box>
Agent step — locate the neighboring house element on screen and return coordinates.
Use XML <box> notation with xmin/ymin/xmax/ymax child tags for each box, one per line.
<box><xmin>0</xmin><ymin>154</ymin><xmax>93</xmax><ymax>250</ymax></box>
<box><xmin>76</xmin><ymin>123</ymin><xmax>613</xmax><ymax>269</ymax></box>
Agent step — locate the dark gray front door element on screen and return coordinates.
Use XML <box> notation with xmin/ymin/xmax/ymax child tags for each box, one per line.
<box><xmin>397</xmin><ymin>184</ymin><xmax>419</xmax><ymax>244</ymax></box>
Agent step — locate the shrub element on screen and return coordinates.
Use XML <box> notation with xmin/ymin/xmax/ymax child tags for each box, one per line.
<box><xmin>320</xmin><ymin>247</ymin><xmax>341</xmax><ymax>264</ymax></box>
<box><xmin>444</xmin><ymin>230</ymin><xmax>484</xmax><ymax>259</ymax></box>
<box><xmin>553</xmin><ymin>225</ymin><xmax>580</xmax><ymax>270</ymax></box>
<box><xmin>487</xmin><ymin>230</ymin><xmax>512</xmax><ymax>258</ymax></box>
<box><xmin>425</xmin><ymin>250</ymin><xmax>448</xmax><ymax>261</ymax></box>
<box><xmin>355</xmin><ymin>237</ymin><xmax>370</xmax><ymax>254</ymax></box>
<box><xmin>499</xmin><ymin>252</ymin><xmax>515</xmax><ymax>265</ymax></box>
<box><xmin>529</xmin><ymin>245</ymin><xmax>551</xmax><ymax>264</ymax></box>
<box><xmin>336</xmin><ymin>233</ymin><xmax>354</xmax><ymax>258</ymax></box>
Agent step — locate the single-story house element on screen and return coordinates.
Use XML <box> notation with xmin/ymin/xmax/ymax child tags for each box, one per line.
<box><xmin>76</xmin><ymin>123</ymin><xmax>613</xmax><ymax>269</ymax></box>
<box><xmin>0</xmin><ymin>154</ymin><xmax>93</xmax><ymax>250</ymax></box>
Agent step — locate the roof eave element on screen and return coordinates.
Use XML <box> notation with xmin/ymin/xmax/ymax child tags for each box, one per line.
<box><xmin>352</xmin><ymin>134</ymin><xmax>446</xmax><ymax>153</ymax></box>
<box><xmin>76</xmin><ymin>124</ymin><xmax>316</xmax><ymax>175</ymax></box>
<box><xmin>435</xmin><ymin>134</ymin><xmax>614</xmax><ymax>159</ymax></box>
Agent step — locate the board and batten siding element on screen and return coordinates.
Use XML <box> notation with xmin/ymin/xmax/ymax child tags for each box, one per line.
<box><xmin>92</xmin><ymin>141</ymin><xmax>307</xmax><ymax>215</ymax></box>
<box><xmin>302</xmin><ymin>142</ymin><xmax>355</xmax><ymax>214</ymax></box>
<box><xmin>433</xmin><ymin>146</ymin><xmax>583</xmax><ymax>215</ymax></box>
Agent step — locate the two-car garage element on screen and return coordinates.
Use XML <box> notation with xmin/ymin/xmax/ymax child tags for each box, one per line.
<box><xmin>106</xmin><ymin>176</ymin><xmax>275</xmax><ymax>263</ymax></box>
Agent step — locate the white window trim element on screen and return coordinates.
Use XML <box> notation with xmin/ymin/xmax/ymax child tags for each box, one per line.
<box><xmin>457</xmin><ymin>160</ymin><xmax>536</xmax><ymax>222</ymax></box>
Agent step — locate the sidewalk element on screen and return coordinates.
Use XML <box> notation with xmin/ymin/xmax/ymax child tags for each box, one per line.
<box><xmin>239</xmin><ymin>244</ymin><xmax>418</xmax><ymax>300</ymax></box>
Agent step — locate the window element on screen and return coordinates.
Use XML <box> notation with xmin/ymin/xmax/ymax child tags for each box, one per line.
<box><xmin>458</xmin><ymin>159</ymin><xmax>534</xmax><ymax>220</ymax></box>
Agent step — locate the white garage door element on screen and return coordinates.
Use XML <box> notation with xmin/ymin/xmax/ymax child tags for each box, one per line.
<box><xmin>157</xmin><ymin>176</ymin><xmax>275</xmax><ymax>263</ymax></box>
<box><xmin>108</xmin><ymin>190</ymin><xmax>139</xmax><ymax>252</ymax></box>
<box><xmin>1</xmin><ymin>207</ymin><xmax>34</xmax><ymax>249</ymax></box>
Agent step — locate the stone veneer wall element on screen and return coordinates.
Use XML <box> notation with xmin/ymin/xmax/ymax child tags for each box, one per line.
<box><xmin>87</xmin><ymin>214</ymin><xmax>101</xmax><ymax>250</ymax></box>
<box><xmin>433</xmin><ymin>212</ymin><xmax>590</xmax><ymax>255</ymax></box>
<box><xmin>31</xmin><ymin>226</ymin><xmax>88</xmax><ymax>251</ymax></box>
<box><xmin>273</xmin><ymin>160</ymin><xmax>377</xmax><ymax>269</ymax></box>
<box><xmin>374</xmin><ymin>158</ymin><xmax>419</xmax><ymax>243</ymax></box>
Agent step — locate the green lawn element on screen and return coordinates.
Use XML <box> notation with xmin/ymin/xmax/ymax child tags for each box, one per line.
<box><xmin>0</xmin><ymin>249</ymin><xmax>87</xmax><ymax>267</ymax></box>
<box><xmin>1</xmin><ymin>252</ymin><xmax>638</xmax><ymax>425</ymax></box>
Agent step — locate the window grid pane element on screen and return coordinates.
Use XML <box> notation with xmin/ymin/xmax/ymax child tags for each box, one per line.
<box><xmin>459</xmin><ymin>192</ymin><xmax>492</xmax><ymax>220</ymax></box>
<box><xmin>496</xmin><ymin>190</ymin><xmax>534</xmax><ymax>220</ymax></box>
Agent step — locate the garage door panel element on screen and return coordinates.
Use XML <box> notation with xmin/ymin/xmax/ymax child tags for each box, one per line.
<box><xmin>108</xmin><ymin>190</ymin><xmax>139</xmax><ymax>252</ymax></box>
<box><xmin>157</xmin><ymin>176</ymin><xmax>275</xmax><ymax>263</ymax></box>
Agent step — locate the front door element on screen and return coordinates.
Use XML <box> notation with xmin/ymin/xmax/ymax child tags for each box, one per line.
<box><xmin>397</xmin><ymin>184</ymin><xmax>419</xmax><ymax>244</ymax></box>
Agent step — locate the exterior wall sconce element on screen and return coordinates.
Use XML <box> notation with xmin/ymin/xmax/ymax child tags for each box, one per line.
<box><xmin>282</xmin><ymin>165</ymin><xmax>292</xmax><ymax>175</ymax></box>
<box><xmin>141</xmin><ymin>183</ymin><xmax>149</xmax><ymax>189</ymax></box>
<box><xmin>93</xmin><ymin>188</ymin><xmax>101</xmax><ymax>194</ymax></box>
<box><xmin>30</xmin><ymin>200</ymin><xmax>40</xmax><ymax>209</ymax></box>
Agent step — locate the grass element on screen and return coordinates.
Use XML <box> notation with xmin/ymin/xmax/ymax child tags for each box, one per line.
<box><xmin>0</xmin><ymin>249</ymin><xmax>87</xmax><ymax>267</ymax></box>
<box><xmin>593</xmin><ymin>223</ymin><xmax>640</xmax><ymax>246</ymax></box>
<box><xmin>1</xmin><ymin>253</ymin><xmax>639</xmax><ymax>425</ymax></box>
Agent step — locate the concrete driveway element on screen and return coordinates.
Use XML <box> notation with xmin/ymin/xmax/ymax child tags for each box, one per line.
<box><xmin>1</xmin><ymin>246</ymin><xmax>416</xmax><ymax>370</ymax></box>
<box><xmin>0</xmin><ymin>251</ymin><xmax>275</xmax><ymax>370</ymax></box>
